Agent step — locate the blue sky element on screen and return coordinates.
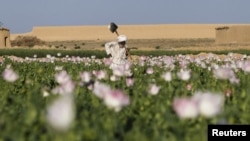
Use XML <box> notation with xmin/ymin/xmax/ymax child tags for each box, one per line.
<box><xmin>1</xmin><ymin>0</ymin><xmax>250</xmax><ymax>33</ymax></box>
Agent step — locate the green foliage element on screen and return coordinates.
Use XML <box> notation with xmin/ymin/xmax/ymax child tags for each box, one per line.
<box><xmin>2</xmin><ymin>48</ymin><xmax>250</xmax><ymax>59</ymax></box>
<box><xmin>0</xmin><ymin>49</ymin><xmax>107</xmax><ymax>58</ymax></box>
<box><xmin>0</xmin><ymin>56</ymin><xmax>250</xmax><ymax>141</ymax></box>
<box><xmin>130</xmin><ymin>49</ymin><xmax>250</xmax><ymax>56</ymax></box>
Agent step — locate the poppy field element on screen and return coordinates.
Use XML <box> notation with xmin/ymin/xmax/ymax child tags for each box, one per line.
<box><xmin>0</xmin><ymin>52</ymin><xmax>250</xmax><ymax>141</ymax></box>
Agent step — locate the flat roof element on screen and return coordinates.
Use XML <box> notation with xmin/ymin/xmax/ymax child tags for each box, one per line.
<box><xmin>0</xmin><ymin>27</ymin><xmax>10</xmax><ymax>31</ymax></box>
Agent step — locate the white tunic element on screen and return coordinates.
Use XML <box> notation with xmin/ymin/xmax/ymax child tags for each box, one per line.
<box><xmin>105</xmin><ymin>41</ymin><xmax>128</xmax><ymax>69</ymax></box>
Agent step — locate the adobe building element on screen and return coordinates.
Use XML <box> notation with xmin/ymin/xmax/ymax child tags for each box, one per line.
<box><xmin>0</xmin><ymin>27</ymin><xmax>11</xmax><ymax>47</ymax></box>
<box><xmin>18</xmin><ymin>24</ymin><xmax>218</xmax><ymax>41</ymax></box>
<box><xmin>215</xmin><ymin>25</ymin><xmax>250</xmax><ymax>44</ymax></box>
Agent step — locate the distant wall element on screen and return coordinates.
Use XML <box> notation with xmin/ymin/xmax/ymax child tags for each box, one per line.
<box><xmin>11</xmin><ymin>24</ymin><xmax>234</xmax><ymax>41</ymax></box>
<box><xmin>0</xmin><ymin>28</ymin><xmax>11</xmax><ymax>47</ymax></box>
<box><xmin>215</xmin><ymin>25</ymin><xmax>250</xmax><ymax>44</ymax></box>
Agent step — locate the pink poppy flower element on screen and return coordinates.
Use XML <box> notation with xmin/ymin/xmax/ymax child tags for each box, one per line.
<box><xmin>92</xmin><ymin>81</ymin><xmax>112</xmax><ymax>99</ymax></box>
<box><xmin>146</xmin><ymin>67</ymin><xmax>154</xmax><ymax>74</ymax></box>
<box><xmin>112</xmin><ymin>64</ymin><xmax>132</xmax><ymax>77</ymax></box>
<box><xmin>92</xmin><ymin>70</ymin><xmax>107</xmax><ymax>80</ymax></box>
<box><xmin>110</xmin><ymin>75</ymin><xmax>120</xmax><ymax>81</ymax></box>
<box><xmin>52</xmin><ymin>80</ymin><xmax>75</xmax><ymax>95</ymax></box>
<box><xmin>173</xmin><ymin>97</ymin><xmax>199</xmax><ymax>119</ymax></box>
<box><xmin>148</xmin><ymin>83</ymin><xmax>161</xmax><ymax>95</ymax></box>
<box><xmin>140</xmin><ymin>56</ymin><xmax>147</xmax><ymax>61</ymax></box>
<box><xmin>241</xmin><ymin>61</ymin><xmax>250</xmax><ymax>72</ymax></box>
<box><xmin>2</xmin><ymin>67</ymin><xmax>19</xmax><ymax>82</ymax></box>
<box><xmin>46</xmin><ymin>95</ymin><xmax>75</xmax><ymax>132</ymax></box>
<box><xmin>177</xmin><ymin>69</ymin><xmax>191</xmax><ymax>81</ymax></box>
<box><xmin>103</xmin><ymin>89</ymin><xmax>130</xmax><ymax>112</ymax></box>
<box><xmin>213</xmin><ymin>67</ymin><xmax>235</xmax><ymax>80</ymax></box>
<box><xmin>55</xmin><ymin>70</ymin><xmax>71</xmax><ymax>84</ymax></box>
<box><xmin>192</xmin><ymin>91</ymin><xmax>224</xmax><ymax>118</ymax></box>
<box><xmin>103</xmin><ymin>58</ymin><xmax>112</xmax><ymax>66</ymax></box>
<box><xmin>126</xmin><ymin>78</ymin><xmax>134</xmax><ymax>87</ymax></box>
<box><xmin>162</xmin><ymin>72</ymin><xmax>172</xmax><ymax>82</ymax></box>
<box><xmin>79</xmin><ymin>71</ymin><xmax>92</xmax><ymax>83</ymax></box>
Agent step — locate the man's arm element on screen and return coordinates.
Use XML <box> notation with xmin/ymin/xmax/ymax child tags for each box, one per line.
<box><xmin>105</xmin><ymin>42</ymin><xmax>116</xmax><ymax>56</ymax></box>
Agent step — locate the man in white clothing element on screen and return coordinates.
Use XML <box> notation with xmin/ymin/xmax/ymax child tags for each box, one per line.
<box><xmin>105</xmin><ymin>35</ymin><xmax>129</xmax><ymax>69</ymax></box>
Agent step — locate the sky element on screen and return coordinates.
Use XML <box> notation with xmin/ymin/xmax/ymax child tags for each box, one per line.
<box><xmin>0</xmin><ymin>0</ymin><xmax>250</xmax><ymax>33</ymax></box>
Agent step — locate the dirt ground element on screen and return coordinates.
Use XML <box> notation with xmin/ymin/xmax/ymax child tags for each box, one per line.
<box><xmin>38</xmin><ymin>38</ymin><xmax>250</xmax><ymax>52</ymax></box>
<box><xmin>8</xmin><ymin>37</ymin><xmax>250</xmax><ymax>53</ymax></box>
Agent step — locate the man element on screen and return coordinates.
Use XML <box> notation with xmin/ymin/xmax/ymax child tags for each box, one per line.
<box><xmin>105</xmin><ymin>35</ymin><xmax>130</xmax><ymax>69</ymax></box>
